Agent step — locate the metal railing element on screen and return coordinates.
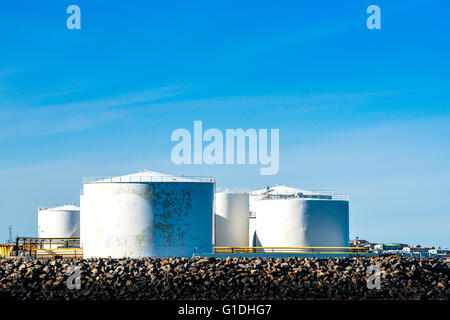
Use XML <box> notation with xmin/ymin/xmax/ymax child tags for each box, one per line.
<box><xmin>16</xmin><ymin>237</ymin><xmax>80</xmax><ymax>247</ymax></box>
<box><xmin>214</xmin><ymin>246</ymin><xmax>368</xmax><ymax>255</ymax></box>
<box><xmin>250</xmin><ymin>190</ymin><xmax>349</xmax><ymax>201</ymax></box>
<box><xmin>32</xmin><ymin>248</ymin><xmax>83</xmax><ymax>259</ymax></box>
<box><xmin>83</xmin><ymin>176</ymin><xmax>215</xmax><ymax>184</ymax></box>
<box><xmin>7</xmin><ymin>237</ymin><xmax>81</xmax><ymax>258</ymax></box>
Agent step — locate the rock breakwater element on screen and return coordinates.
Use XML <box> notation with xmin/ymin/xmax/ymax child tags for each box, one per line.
<box><xmin>0</xmin><ymin>256</ymin><xmax>448</xmax><ymax>300</ymax></box>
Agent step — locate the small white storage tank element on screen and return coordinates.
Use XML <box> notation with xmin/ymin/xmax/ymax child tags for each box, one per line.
<box><xmin>214</xmin><ymin>190</ymin><xmax>249</xmax><ymax>247</ymax></box>
<box><xmin>250</xmin><ymin>186</ymin><xmax>349</xmax><ymax>250</ymax></box>
<box><xmin>81</xmin><ymin>170</ymin><xmax>215</xmax><ymax>258</ymax></box>
<box><xmin>38</xmin><ymin>204</ymin><xmax>80</xmax><ymax>238</ymax></box>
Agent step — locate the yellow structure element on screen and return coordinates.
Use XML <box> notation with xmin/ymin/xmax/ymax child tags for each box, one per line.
<box><xmin>0</xmin><ymin>244</ymin><xmax>14</xmax><ymax>258</ymax></box>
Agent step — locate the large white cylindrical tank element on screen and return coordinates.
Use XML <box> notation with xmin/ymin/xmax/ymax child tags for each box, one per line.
<box><xmin>81</xmin><ymin>171</ymin><xmax>215</xmax><ymax>258</ymax></box>
<box><xmin>214</xmin><ymin>191</ymin><xmax>249</xmax><ymax>247</ymax></box>
<box><xmin>38</xmin><ymin>204</ymin><xmax>80</xmax><ymax>238</ymax></box>
<box><xmin>250</xmin><ymin>186</ymin><xmax>349</xmax><ymax>249</ymax></box>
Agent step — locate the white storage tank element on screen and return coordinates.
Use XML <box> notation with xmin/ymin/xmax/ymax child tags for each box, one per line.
<box><xmin>38</xmin><ymin>204</ymin><xmax>80</xmax><ymax>238</ymax></box>
<box><xmin>250</xmin><ymin>186</ymin><xmax>349</xmax><ymax>250</ymax></box>
<box><xmin>81</xmin><ymin>170</ymin><xmax>215</xmax><ymax>258</ymax></box>
<box><xmin>214</xmin><ymin>190</ymin><xmax>249</xmax><ymax>247</ymax></box>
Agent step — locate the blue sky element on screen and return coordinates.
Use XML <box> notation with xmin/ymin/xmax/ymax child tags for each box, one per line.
<box><xmin>0</xmin><ymin>1</ymin><xmax>449</xmax><ymax>247</ymax></box>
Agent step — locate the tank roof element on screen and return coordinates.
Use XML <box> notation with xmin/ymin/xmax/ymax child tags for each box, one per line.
<box><xmin>251</xmin><ymin>185</ymin><xmax>310</xmax><ymax>195</ymax></box>
<box><xmin>38</xmin><ymin>204</ymin><xmax>80</xmax><ymax>211</ymax></box>
<box><xmin>215</xmin><ymin>188</ymin><xmax>250</xmax><ymax>194</ymax></box>
<box><xmin>119</xmin><ymin>170</ymin><xmax>173</xmax><ymax>179</ymax></box>
<box><xmin>83</xmin><ymin>170</ymin><xmax>215</xmax><ymax>184</ymax></box>
<box><xmin>250</xmin><ymin>185</ymin><xmax>348</xmax><ymax>201</ymax></box>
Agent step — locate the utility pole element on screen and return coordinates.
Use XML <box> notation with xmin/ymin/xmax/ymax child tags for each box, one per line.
<box><xmin>8</xmin><ymin>225</ymin><xmax>12</xmax><ymax>244</ymax></box>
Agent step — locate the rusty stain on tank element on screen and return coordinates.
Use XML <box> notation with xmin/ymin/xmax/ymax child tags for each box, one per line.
<box><xmin>148</xmin><ymin>182</ymin><xmax>193</xmax><ymax>246</ymax></box>
<box><xmin>107</xmin><ymin>183</ymin><xmax>152</xmax><ymax>200</ymax></box>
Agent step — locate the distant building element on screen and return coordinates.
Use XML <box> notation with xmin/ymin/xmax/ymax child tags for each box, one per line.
<box><xmin>365</xmin><ymin>243</ymin><xmax>449</xmax><ymax>259</ymax></box>
<box><xmin>403</xmin><ymin>246</ymin><xmax>430</xmax><ymax>254</ymax></box>
<box><xmin>385</xmin><ymin>244</ymin><xmax>403</xmax><ymax>250</ymax></box>
<box><xmin>429</xmin><ymin>248</ymin><xmax>449</xmax><ymax>255</ymax></box>
<box><xmin>375</xmin><ymin>243</ymin><xmax>404</xmax><ymax>251</ymax></box>
<box><xmin>350</xmin><ymin>239</ymin><xmax>370</xmax><ymax>247</ymax></box>
<box><xmin>403</xmin><ymin>247</ymin><xmax>418</xmax><ymax>253</ymax></box>
<box><xmin>355</xmin><ymin>240</ymin><xmax>447</xmax><ymax>258</ymax></box>
<box><xmin>374</xmin><ymin>244</ymin><xmax>383</xmax><ymax>251</ymax></box>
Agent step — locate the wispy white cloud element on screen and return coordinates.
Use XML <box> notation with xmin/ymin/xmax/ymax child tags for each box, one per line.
<box><xmin>0</xmin><ymin>87</ymin><xmax>396</xmax><ymax>139</ymax></box>
<box><xmin>128</xmin><ymin>90</ymin><xmax>397</xmax><ymax>118</ymax></box>
<box><xmin>0</xmin><ymin>85</ymin><xmax>189</xmax><ymax>138</ymax></box>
